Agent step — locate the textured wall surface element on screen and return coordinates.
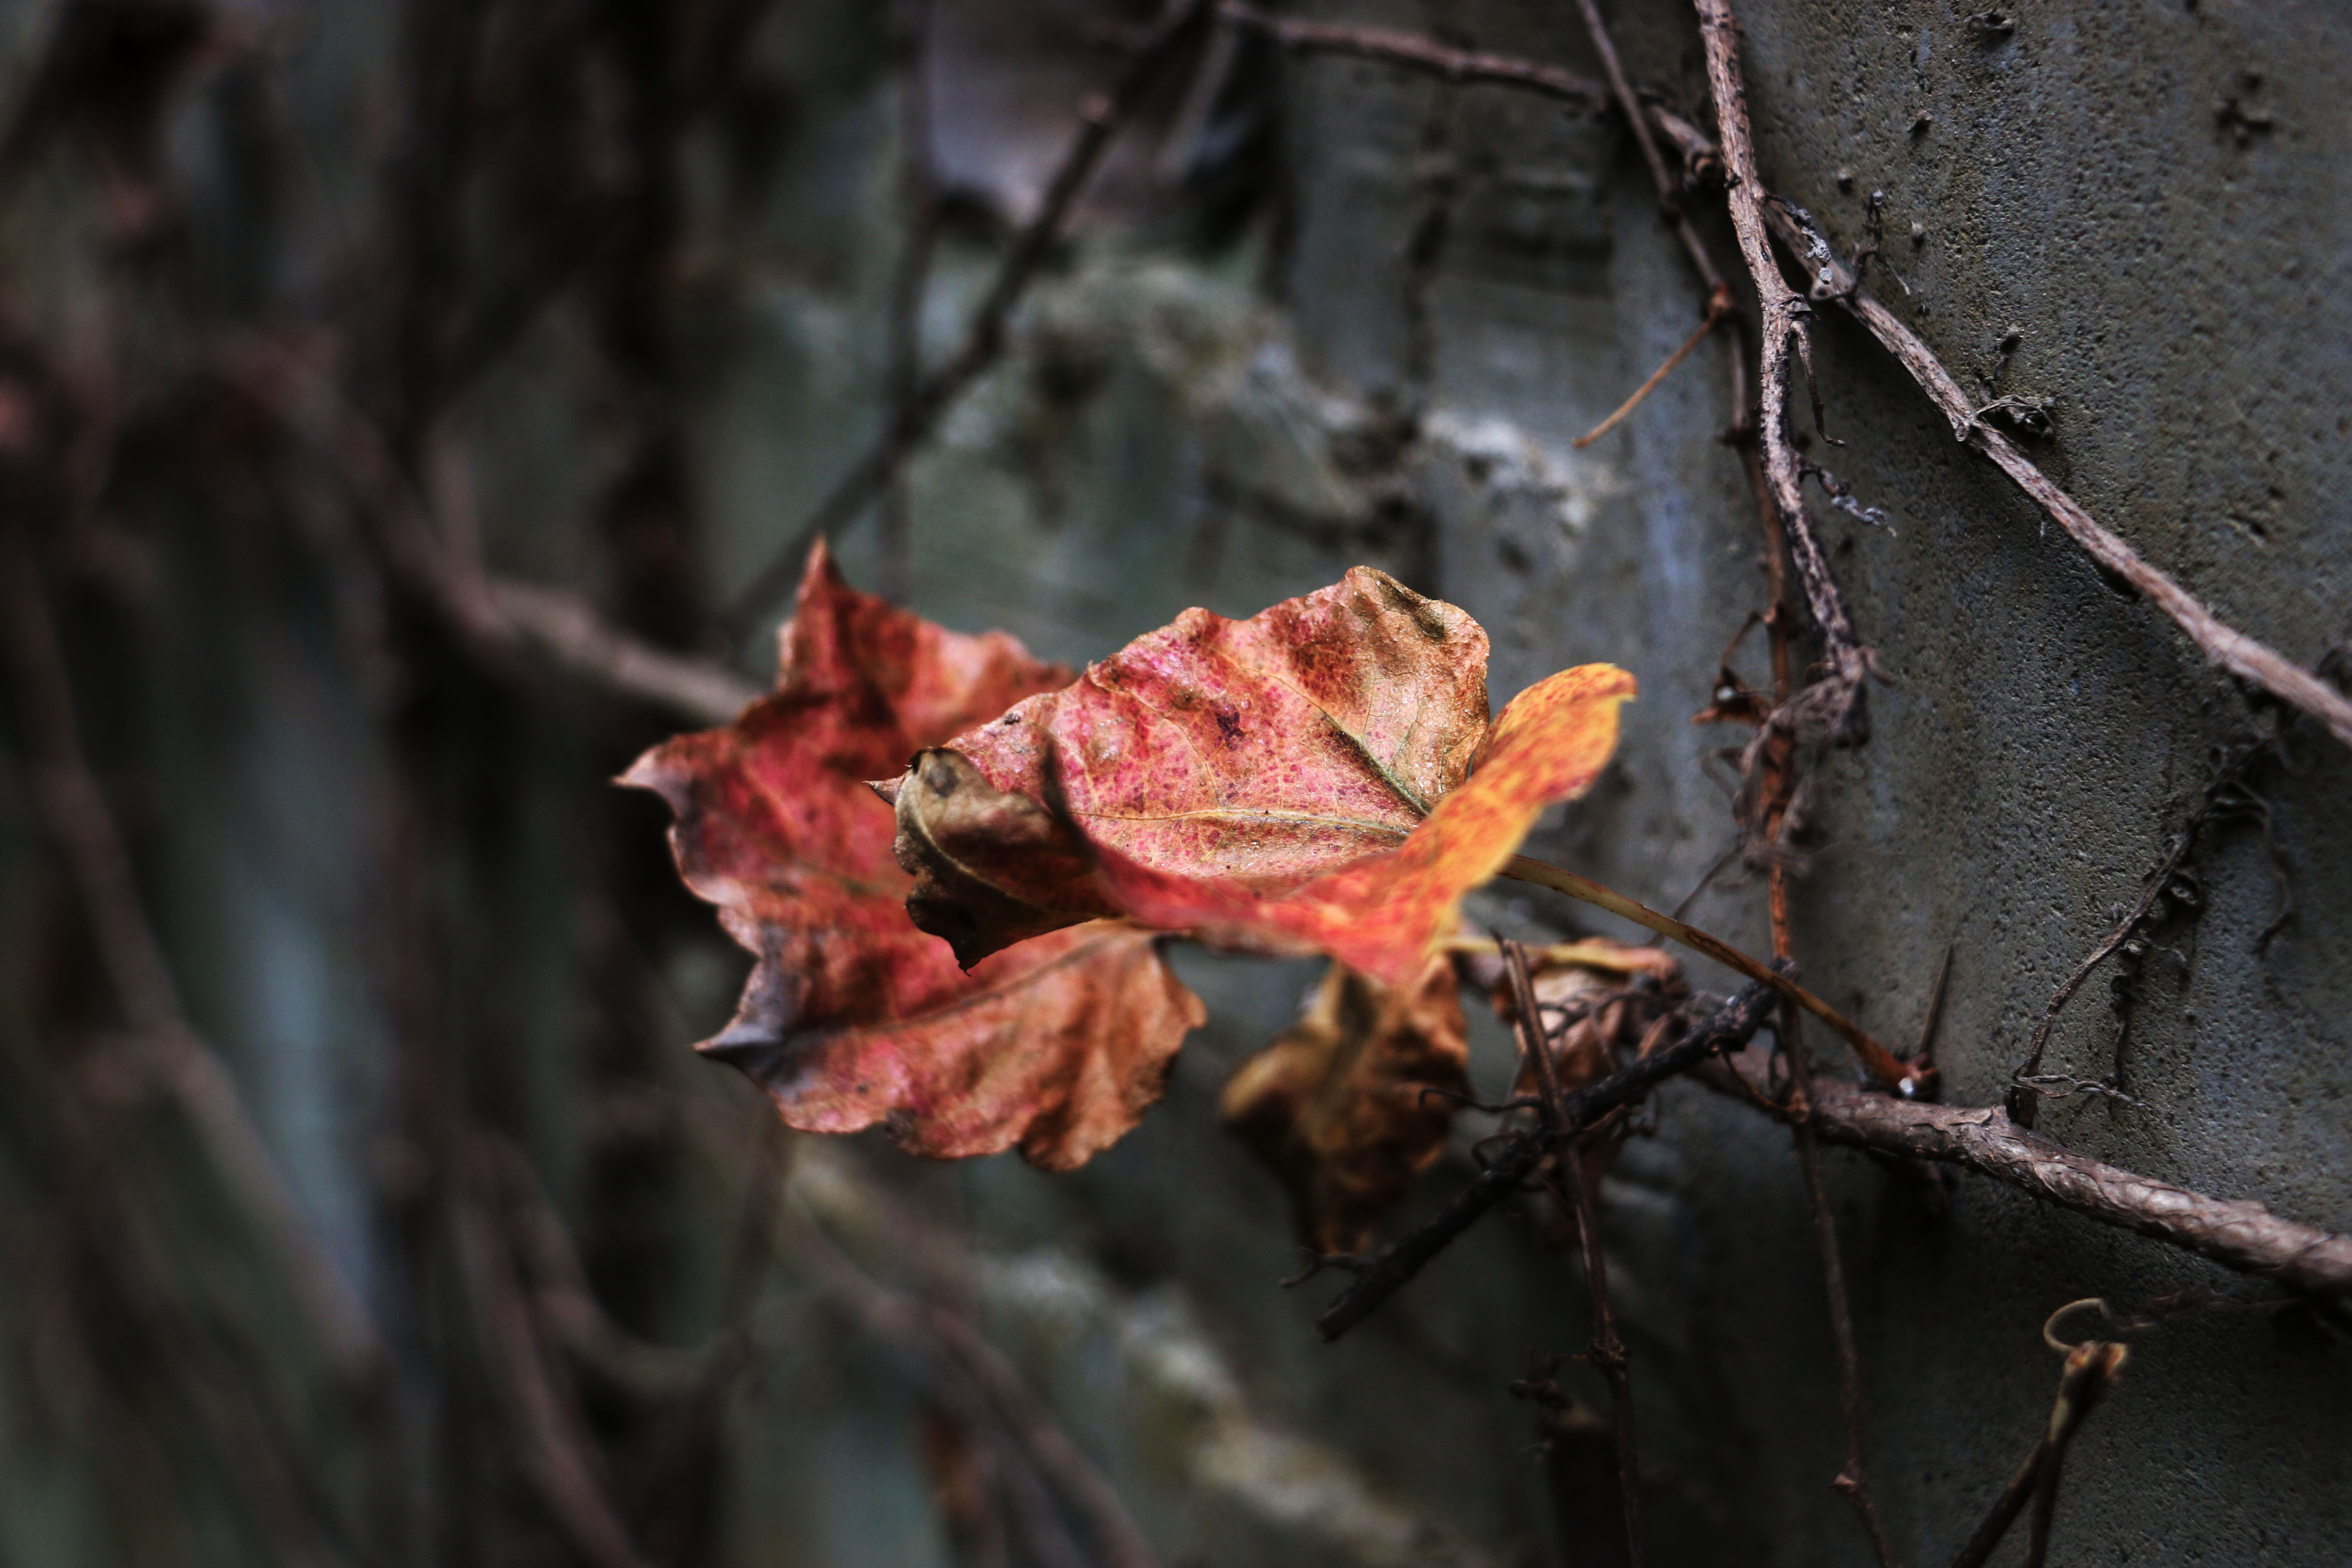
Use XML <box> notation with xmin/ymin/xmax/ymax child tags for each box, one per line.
<box><xmin>1</xmin><ymin>0</ymin><xmax>2343</xmax><ymax>1564</ymax></box>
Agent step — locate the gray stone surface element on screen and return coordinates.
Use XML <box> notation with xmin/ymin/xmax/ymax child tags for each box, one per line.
<box><xmin>1</xmin><ymin>0</ymin><xmax>2342</xmax><ymax>1563</ymax></box>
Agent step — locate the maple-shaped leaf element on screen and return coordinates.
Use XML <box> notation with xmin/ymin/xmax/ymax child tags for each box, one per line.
<box><xmin>878</xmin><ymin>567</ymin><xmax>1492</xmax><ymax>966</ymax></box>
<box><xmin>1221</xmin><ymin>955</ymin><xmax>1470</xmax><ymax>1256</ymax></box>
<box><xmin>882</xmin><ymin>567</ymin><xmax>1633</xmax><ymax>986</ymax></box>
<box><xmin>623</xmin><ymin>543</ymin><xmax>1204</xmax><ymax>1170</ymax></box>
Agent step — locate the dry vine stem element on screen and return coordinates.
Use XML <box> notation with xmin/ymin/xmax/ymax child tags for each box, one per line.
<box><xmin>1316</xmin><ymin>974</ymin><xmax>1784</xmax><ymax>1341</ymax></box>
<box><xmin>1777</xmin><ymin>996</ymin><xmax>1899</xmax><ymax>1567</ymax></box>
<box><xmin>1503</xmin><ymin>854</ymin><xmax>1916</xmax><ymax>1090</ymax></box>
<box><xmin>1217</xmin><ymin>0</ymin><xmax>1717</xmax><ymax>196</ymax></box>
<box><xmin>1694</xmin><ymin>0</ymin><xmax>1874</xmax><ymax>744</ymax></box>
<box><xmin>1708</xmin><ymin>1046</ymin><xmax>2352</xmax><ymax>1307</ymax></box>
<box><xmin>721</xmin><ymin>0</ymin><xmax>1216</xmax><ymax>646</ymax></box>
<box><xmin>783</xmin><ymin>1191</ymin><xmax>1161</xmax><ymax>1568</ymax></box>
<box><xmin>1766</xmin><ymin>201</ymin><xmax>2352</xmax><ymax>753</ymax></box>
<box><xmin>1503</xmin><ymin>941</ymin><xmax>1645</xmax><ymax>1568</ymax></box>
<box><xmin>1948</xmin><ymin>1335</ymin><xmax>2129</xmax><ymax>1568</ymax></box>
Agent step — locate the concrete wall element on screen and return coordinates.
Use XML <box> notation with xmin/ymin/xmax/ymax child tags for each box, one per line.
<box><xmin>1</xmin><ymin>0</ymin><xmax>2342</xmax><ymax>1563</ymax></box>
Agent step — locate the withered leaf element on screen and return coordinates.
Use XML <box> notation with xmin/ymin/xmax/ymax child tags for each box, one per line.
<box><xmin>624</xmin><ymin>543</ymin><xmax>1204</xmax><ymax>1170</ymax></box>
<box><xmin>1221</xmin><ymin>956</ymin><xmax>1470</xmax><ymax>1256</ymax></box>
<box><xmin>885</xmin><ymin>571</ymin><xmax>1635</xmax><ymax>986</ymax></box>
<box><xmin>880</xmin><ymin>566</ymin><xmax>1492</xmax><ymax>968</ymax></box>
<box><xmin>1095</xmin><ymin>664</ymin><xmax>1637</xmax><ymax>984</ymax></box>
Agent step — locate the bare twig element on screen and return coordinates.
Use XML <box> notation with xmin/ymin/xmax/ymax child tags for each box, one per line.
<box><xmin>1706</xmin><ymin>1049</ymin><xmax>2352</xmax><ymax>1308</ymax></box>
<box><xmin>221</xmin><ymin>335</ymin><xmax>759</xmax><ymax>726</ymax></box>
<box><xmin>1766</xmin><ymin>199</ymin><xmax>2352</xmax><ymax>753</ymax></box>
<box><xmin>1694</xmin><ymin>0</ymin><xmax>1874</xmax><ymax>744</ymax></box>
<box><xmin>1502</xmin><ymin>853</ymin><xmax>1919</xmax><ymax>1090</ymax></box>
<box><xmin>1574</xmin><ymin>286</ymin><xmax>1729</xmax><ymax>448</ymax></box>
<box><xmin>2009</xmin><ymin>736</ymin><xmax>2272</xmax><ymax>1127</ymax></box>
<box><xmin>1948</xmin><ymin>1337</ymin><xmax>2129</xmax><ymax>1568</ymax></box>
<box><xmin>1567</xmin><ymin>0</ymin><xmax>1731</xmax><ymax>330</ymax></box>
<box><xmin>1220</xmin><ymin>0</ymin><xmax>1718</xmax><ymax>218</ymax></box>
<box><xmin>478</xmin><ymin>1134</ymin><xmax>706</xmax><ymax>1399</ymax></box>
<box><xmin>1317</xmin><ymin>975</ymin><xmax>1782</xmax><ymax>1341</ymax></box>
<box><xmin>1504</xmin><ymin>940</ymin><xmax>1646</xmax><ymax>1568</ymax></box>
<box><xmin>1778</xmin><ymin>1004</ymin><xmax>1900</xmax><ymax>1568</ymax></box>
<box><xmin>490</xmin><ymin>579</ymin><xmax>759</xmax><ymax>725</ymax></box>
<box><xmin>718</xmin><ymin>0</ymin><xmax>1216</xmax><ymax>646</ymax></box>
<box><xmin>1218</xmin><ymin>1</ymin><xmax>1609</xmax><ymax>111</ymax></box>
<box><xmin>456</xmin><ymin>1182</ymin><xmax>656</xmax><ymax>1568</ymax></box>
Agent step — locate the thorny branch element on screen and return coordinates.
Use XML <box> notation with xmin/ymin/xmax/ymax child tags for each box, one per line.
<box><xmin>719</xmin><ymin>0</ymin><xmax>1216</xmax><ymax>647</ymax></box>
<box><xmin>1503</xmin><ymin>940</ymin><xmax>1646</xmax><ymax>1568</ymax></box>
<box><xmin>1766</xmin><ymin>199</ymin><xmax>2352</xmax><ymax>754</ymax></box>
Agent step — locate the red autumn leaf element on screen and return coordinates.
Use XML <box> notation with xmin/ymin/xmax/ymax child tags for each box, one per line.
<box><xmin>623</xmin><ymin>543</ymin><xmax>1204</xmax><ymax>1170</ymax></box>
<box><xmin>1093</xmin><ymin>664</ymin><xmax>1636</xmax><ymax>985</ymax></box>
<box><xmin>881</xmin><ymin>566</ymin><xmax>1634</xmax><ymax>985</ymax></box>
<box><xmin>1220</xmin><ymin>955</ymin><xmax>1470</xmax><ymax>1256</ymax></box>
<box><xmin>879</xmin><ymin>566</ymin><xmax>1491</xmax><ymax>967</ymax></box>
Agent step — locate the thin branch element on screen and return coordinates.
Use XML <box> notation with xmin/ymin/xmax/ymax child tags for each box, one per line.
<box><xmin>1948</xmin><ymin>1338</ymin><xmax>2129</xmax><ymax>1568</ymax></box>
<box><xmin>1219</xmin><ymin>2</ymin><xmax>1718</xmax><ymax>210</ymax></box>
<box><xmin>478</xmin><ymin>1134</ymin><xmax>707</xmax><ymax>1399</ymax></box>
<box><xmin>1704</xmin><ymin>1048</ymin><xmax>2352</xmax><ymax>1308</ymax></box>
<box><xmin>219</xmin><ymin>334</ymin><xmax>760</xmax><ymax>726</ymax></box>
<box><xmin>718</xmin><ymin>0</ymin><xmax>1216</xmax><ymax>646</ymax></box>
<box><xmin>1218</xmin><ymin>1</ymin><xmax>1609</xmax><ymax>110</ymax></box>
<box><xmin>1504</xmin><ymin>940</ymin><xmax>1646</xmax><ymax>1568</ymax></box>
<box><xmin>2009</xmin><ymin>738</ymin><xmax>2267</xmax><ymax>1127</ymax></box>
<box><xmin>455</xmin><ymin>1181</ymin><xmax>655</xmax><ymax>1568</ymax></box>
<box><xmin>1778</xmin><ymin>1004</ymin><xmax>1901</xmax><ymax>1568</ymax></box>
<box><xmin>1765</xmin><ymin>199</ymin><xmax>2352</xmax><ymax>753</ymax></box>
<box><xmin>1573</xmin><ymin>287</ymin><xmax>1728</xmax><ymax>448</ymax></box>
<box><xmin>1694</xmin><ymin>0</ymin><xmax>1873</xmax><ymax>743</ymax></box>
<box><xmin>1567</xmin><ymin>0</ymin><xmax>1729</xmax><ymax>313</ymax></box>
<box><xmin>1502</xmin><ymin>853</ymin><xmax>1918</xmax><ymax>1090</ymax></box>
<box><xmin>1316</xmin><ymin>974</ymin><xmax>1782</xmax><ymax>1341</ymax></box>
<box><xmin>490</xmin><ymin>579</ymin><xmax>760</xmax><ymax>725</ymax></box>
